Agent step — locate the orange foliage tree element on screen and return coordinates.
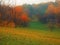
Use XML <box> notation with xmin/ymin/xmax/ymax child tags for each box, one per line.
<box><xmin>46</xmin><ymin>3</ymin><xmax>60</xmax><ymax>29</ymax></box>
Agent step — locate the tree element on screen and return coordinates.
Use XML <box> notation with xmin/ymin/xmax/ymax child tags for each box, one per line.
<box><xmin>46</xmin><ymin>3</ymin><xmax>56</xmax><ymax>31</ymax></box>
<box><xmin>21</xmin><ymin>12</ymin><xmax>29</xmax><ymax>27</ymax></box>
<box><xmin>13</xmin><ymin>6</ymin><xmax>24</xmax><ymax>27</ymax></box>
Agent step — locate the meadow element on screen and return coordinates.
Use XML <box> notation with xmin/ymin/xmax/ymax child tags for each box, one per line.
<box><xmin>0</xmin><ymin>22</ymin><xmax>60</xmax><ymax>45</ymax></box>
<box><xmin>0</xmin><ymin>0</ymin><xmax>60</xmax><ymax>45</ymax></box>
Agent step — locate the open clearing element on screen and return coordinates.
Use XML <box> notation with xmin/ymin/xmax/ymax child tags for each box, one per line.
<box><xmin>0</xmin><ymin>27</ymin><xmax>60</xmax><ymax>45</ymax></box>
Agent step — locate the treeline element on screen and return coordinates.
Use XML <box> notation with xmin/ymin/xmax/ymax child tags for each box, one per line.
<box><xmin>0</xmin><ymin>2</ymin><xmax>60</xmax><ymax>27</ymax></box>
<box><xmin>0</xmin><ymin>5</ymin><xmax>29</xmax><ymax>27</ymax></box>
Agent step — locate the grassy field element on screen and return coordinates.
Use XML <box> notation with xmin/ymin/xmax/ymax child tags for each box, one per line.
<box><xmin>0</xmin><ymin>27</ymin><xmax>60</xmax><ymax>45</ymax></box>
<box><xmin>0</xmin><ymin>22</ymin><xmax>60</xmax><ymax>45</ymax></box>
<box><xmin>29</xmin><ymin>22</ymin><xmax>60</xmax><ymax>31</ymax></box>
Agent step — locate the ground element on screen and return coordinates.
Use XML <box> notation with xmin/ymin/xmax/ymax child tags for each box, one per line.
<box><xmin>0</xmin><ymin>27</ymin><xmax>60</xmax><ymax>45</ymax></box>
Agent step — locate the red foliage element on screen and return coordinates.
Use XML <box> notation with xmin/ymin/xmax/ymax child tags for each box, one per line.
<box><xmin>21</xmin><ymin>13</ymin><xmax>29</xmax><ymax>22</ymax></box>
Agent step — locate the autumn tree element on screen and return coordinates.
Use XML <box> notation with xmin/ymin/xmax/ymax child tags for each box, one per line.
<box><xmin>21</xmin><ymin>12</ymin><xmax>29</xmax><ymax>27</ymax></box>
<box><xmin>46</xmin><ymin>3</ymin><xmax>56</xmax><ymax>31</ymax></box>
<box><xmin>12</xmin><ymin>6</ymin><xmax>24</xmax><ymax>27</ymax></box>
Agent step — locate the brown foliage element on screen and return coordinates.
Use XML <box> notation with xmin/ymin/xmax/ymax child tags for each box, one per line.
<box><xmin>8</xmin><ymin>21</ymin><xmax>15</xmax><ymax>27</ymax></box>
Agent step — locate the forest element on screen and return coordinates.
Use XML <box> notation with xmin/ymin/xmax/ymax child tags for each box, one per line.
<box><xmin>0</xmin><ymin>1</ymin><xmax>60</xmax><ymax>30</ymax></box>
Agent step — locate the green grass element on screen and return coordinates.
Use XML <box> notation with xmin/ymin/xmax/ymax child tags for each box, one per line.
<box><xmin>29</xmin><ymin>22</ymin><xmax>60</xmax><ymax>31</ymax></box>
<box><xmin>0</xmin><ymin>22</ymin><xmax>60</xmax><ymax>45</ymax></box>
<box><xmin>0</xmin><ymin>27</ymin><xmax>60</xmax><ymax>45</ymax></box>
<box><xmin>29</xmin><ymin>22</ymin><xmax>47</xmax><ymax>30</ymax></box>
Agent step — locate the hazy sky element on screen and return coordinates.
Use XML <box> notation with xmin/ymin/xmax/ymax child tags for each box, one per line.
<box><xmin>2</xmin><ymin>0</ymin><xmax>55</xmax><ymax>5</ymax></box>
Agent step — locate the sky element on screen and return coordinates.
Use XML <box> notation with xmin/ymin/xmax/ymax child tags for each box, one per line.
<box><xmin>1</xmin><ymin>0</ymin><xmax>55</xmax><ymax>5</ymax></box>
